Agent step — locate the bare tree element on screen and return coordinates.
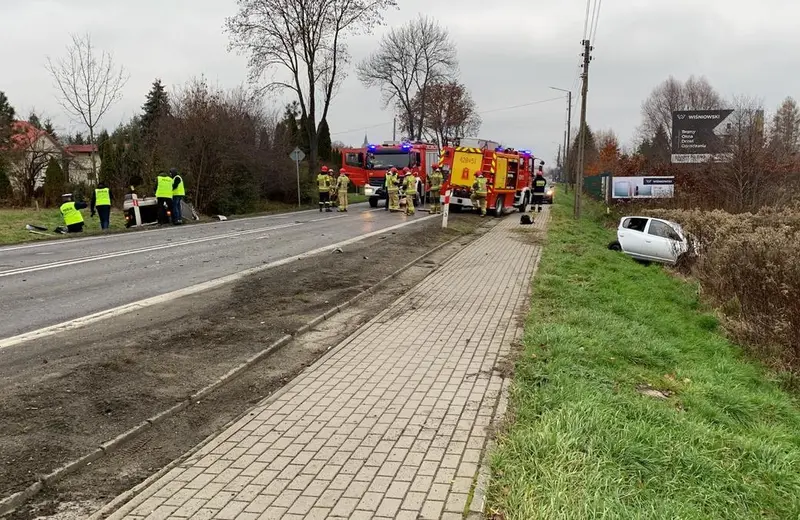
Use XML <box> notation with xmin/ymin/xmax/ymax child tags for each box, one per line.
<box><xmin>770</xmin><ymin>96</ymin><xmax>800</xmax><ymax>155</ymax></box>
<box><xmin>226</xmin><ymin>0</ymin><xmax>396</xmax><ymax>176</ymax></box>
<box><xmin>639</xmin><ymin>75</ymin><xmax>723</xmax><ymax>157</ymax></box>
<box><xmin>6</xmin><ymin>122</ymin><xmax>61</xmax><ymax>203</ymax></box>
<box><xmin>357</xmin><ymin>16</ymin><xmax>457</xmax><ymax>141</ymax></box>
<box><xmin>414</xmin><ymin>81</ymin><xmax>480</xmax><ymax>146</ymax></box>
<box><xmin>46</xmin><ymin>33</ymin><xmax>128</xmax><ymax>180</ymax></box>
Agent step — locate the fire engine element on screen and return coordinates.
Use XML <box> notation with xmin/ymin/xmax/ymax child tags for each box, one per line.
<box><xmin>438</xmin><ymin>144</ymin><xmax>536</xmax><ymax>216</ymax></box>
<box><xmin>340</xmin><ymin>141</ymin><xmax>440</xmax><ymax>208</ymax></box>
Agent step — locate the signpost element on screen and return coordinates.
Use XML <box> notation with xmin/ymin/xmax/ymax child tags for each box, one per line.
<box><xmin>441</xmin><ymin>190</ymin><xmax>451</xmax><ymax>228</ymax></box>
<box><xmin>671</xmin><ymin>110</ymin><xmax>735</xmax><ymax>163</ymax></box>
<box><xmin>289</xmin><ymin>147</ymin><xmax>305</xmax><ymax>208</ymax></box>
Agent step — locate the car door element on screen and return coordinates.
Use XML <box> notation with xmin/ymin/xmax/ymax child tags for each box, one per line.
<box><xmin>643</xmin><ymin>219</ymin><xmax>683</xmax><ymax>263</ymax></box>
<box><xmin>617</xmin><ymin>217</ymin><xmax>650</xmax><ymax>259</ymax></box>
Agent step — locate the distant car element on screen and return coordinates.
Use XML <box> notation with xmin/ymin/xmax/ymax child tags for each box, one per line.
<box><xmin>543</xmin><ymin>185</ymin><xmax>554</xmax><ymax>204</ymax></box>
<box><xmin>609</xmin><ymin>216</ymin><xmax>690</xmax><ymax>265</ymax></box>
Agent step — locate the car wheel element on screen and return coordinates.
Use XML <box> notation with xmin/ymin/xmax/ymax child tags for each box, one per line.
<box><xmin>494</xmin><ymin>195</ymin><xmax>504</xmax><ymax>218</ymax></box>
<box><xmin>608</xmin><ymin>241</ymin><xmax>622</xmax><ymax>251</ymax></box>
<box><xmin>369</xmin><ymin>197</ymin><xmax>378</xmax><ymax>208</ymax></box>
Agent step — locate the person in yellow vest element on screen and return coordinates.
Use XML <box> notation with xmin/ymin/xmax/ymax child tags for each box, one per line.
<box><xmin>317</xmin><ymin>166</ymin><xmax>331</xmax><ymax>212</ymax></box>
<box><xmin>154</xmin><ymin>172</ymin><xmax>174</xmax><ymax>225</ymax></box>
<box><xmin>328</xmin><ymin>169</ymin><xmax>338</xmax><ymax>209</ymax></box>
<box><xmin>337</xmin><ymin>168</ymin><xmax>350</xmax><ymax>211</ymax></box>
<box><xmin>402</xmin><ymin>171</ymin><xmax>417</xmax><ymax>216</ymax></box>
<box><xmin>170</xmin><ymin>168</ymin><xmax>186</xmax><ymax>224</ymax></box>
<box><xmin>385</xmin><ymin>167</ymin><xmax>400</xmax><ymax>211</ymax></box>
<box><xmin>428</xmin><ymin>166</ymin><xmax>443</xmax><ymax>214</ymax></box>
<box><xmin>60</xmin><ymin>193</ymin><xmax>88</xmax><ymax>233</ymax></box>
<box><xmin>90</xmin><ymin>182</ymin><xmax>114</xmax><ymax>230</ymax></box>
<box><xmin>471</xmin><ymin>172</ymin><xmax>488</xmax><ymax>217</ymax></box>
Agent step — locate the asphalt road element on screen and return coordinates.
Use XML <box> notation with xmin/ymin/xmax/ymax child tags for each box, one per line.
<box><xmin>0</xmin><ymin>204</ymin><xmax>426</xmax><ymax>341</ymax></box>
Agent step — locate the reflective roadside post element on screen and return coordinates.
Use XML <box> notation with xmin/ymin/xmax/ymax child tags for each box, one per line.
<box><xmin>441</xmin><ymin>189</ymin><xmax>451</xmax><ymax>228</ymax></box>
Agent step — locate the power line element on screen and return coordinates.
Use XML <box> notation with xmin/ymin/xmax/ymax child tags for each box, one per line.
<box><xmin>590</xmin><ymin>0</ymin><xmax>603</xmax><ymax>42</ymax></box>
<box><xmin>583</xmin><ymin>0</ymin><xmax>592</xmax><ymax>39</ymax></box>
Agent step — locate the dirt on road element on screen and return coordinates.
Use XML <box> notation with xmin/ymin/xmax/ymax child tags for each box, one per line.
<box><xmin>0</xmin><ymin>214</ymin><xmax>489</xmax><ymax>519</ymax></box>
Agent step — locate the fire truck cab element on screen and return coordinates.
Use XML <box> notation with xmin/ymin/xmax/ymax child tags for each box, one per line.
<box><xmin>340</xmin><ymin>141</ymin><xmax>439</xmax><ymax>208</ymax></box>
<box><xmin>439</xmin><ymin>144</ymin><xmax>536</xmax><ymax>216</ymax></box>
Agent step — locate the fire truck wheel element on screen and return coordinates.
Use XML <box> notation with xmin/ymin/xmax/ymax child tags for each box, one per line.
<box><xmin>518</xmin><ymin>193</ymin><xmax>529</xmax><ymax>212</ymax></box>
<box><xmin>494</xmin><ymin>195</ymin><xmax>504</xmax><ymax>218</ymax></box>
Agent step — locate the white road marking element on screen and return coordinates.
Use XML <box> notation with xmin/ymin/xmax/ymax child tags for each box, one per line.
<box><xmin>0</xmin><ymin>215</ymin><xmax>434</xmax><ymax>350</ymax></box>
<box><xmin>0</xmin><ymin>223</ymin><xmax>303</xmax><ymax>278</ymax></box>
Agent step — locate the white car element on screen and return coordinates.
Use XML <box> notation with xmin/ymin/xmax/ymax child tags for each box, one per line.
<box><xmin>609</xmin><ymin>216</ymin><xmax>690</xmax><ymax>265</ymax></box>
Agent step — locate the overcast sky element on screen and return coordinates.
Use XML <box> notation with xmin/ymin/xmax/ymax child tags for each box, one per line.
<box><xmin>0</xmin><ymin>0</ymin><xmax>794</xmax><ymax>165</ymax></box>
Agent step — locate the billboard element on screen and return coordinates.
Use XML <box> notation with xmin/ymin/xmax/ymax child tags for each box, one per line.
<box><xmin>611</xmin><ymin>176</ymin><xmax>674</xmax><ymax>199</ymax></box>
<box><xmin>671</xmin><ymin>109</ymin><xmax>734</xmax><ymax>163</ymax></box>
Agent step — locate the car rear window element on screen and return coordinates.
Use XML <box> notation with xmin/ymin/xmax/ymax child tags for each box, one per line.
<box><xmin>622</xmin><ymin>217</ymin><xmax>648</xmax><ymax>232</ymax></box>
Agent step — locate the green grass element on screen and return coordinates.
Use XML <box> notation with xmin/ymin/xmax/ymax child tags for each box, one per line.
<box><xmin>0</xmin><ymin>207</ymin><xmax>127</xmax><ymax>245</ymax></box>
<box><xmin>488</xmin><ymin>196</ymin><xmax>800</xmax><ymax>519</ymax></box>
<box><xmin>0</xmin><ymin>195</ymin><xmax>371</xmax><ymax>245</ymax></box>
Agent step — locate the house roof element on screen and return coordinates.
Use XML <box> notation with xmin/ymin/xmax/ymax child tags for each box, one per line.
<box><xmin>7</xmin><ymin>120</ymin><xmax>66</xmax><ymax>154</ymax></box>
<box><xmin>64</xmin><ymin>144</ymin><xmax>97</xmax><ymax>154</ymax></box>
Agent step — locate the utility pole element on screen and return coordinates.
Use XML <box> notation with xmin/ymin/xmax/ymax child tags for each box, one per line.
<box><xmin>550</xmin><ymin>87</ymin><xmax>572</xmax><ymax>192</ymax></box>
<box><xmin>574</xmin><ymin>39</ymin><xmax>593</xmax><ymax>219</ymax></box>
<box><xmin>392</xmin><ymin>116</ymin><xmax>396</xmax><ymax>141</ymax></box>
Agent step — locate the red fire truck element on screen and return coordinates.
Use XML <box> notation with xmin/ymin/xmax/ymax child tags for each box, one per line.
<box><xmin>340</xmin><ymin>141</ymin><xmax>440</xmax><ymax>208</ymax></box>
<box><xmin>438</xmin><ymin>145</ymin><xmax>535</xmax><ymax>216</ymax></box>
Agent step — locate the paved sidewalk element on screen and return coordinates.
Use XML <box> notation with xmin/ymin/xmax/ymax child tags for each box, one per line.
<box><xmin>106</xmin><ymin>209</ymin><xmax>549</xmax><ymax>520</ymax></box>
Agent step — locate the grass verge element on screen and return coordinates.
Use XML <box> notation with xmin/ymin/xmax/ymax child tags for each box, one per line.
<box><xmin>488</xmin><ymin>196</ymin><xmax>800</xmax><ymax>519</ymax></box>
<box><xmin>0</xmin><ymin>195</ymin><xmax>371</xmax><ymax>246</ymax></box>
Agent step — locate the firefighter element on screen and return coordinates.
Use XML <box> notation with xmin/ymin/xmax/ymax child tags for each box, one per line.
<box><xmin>328</xmin><ymin>169</ymin><xmax>338</xmax><ymax>209</ymax></box>
<box><xmin>170</xmin><ymin>167</ymin><xmax>185</xmax><ymax>224</ymax></box>
<box><xmin>60</xmin><ymin>193</ymin><xmax>88</xmax><ymax>233</ymax></box>
<box><xmin>532</xmin><ymin>167</ymin><xmax>547</xmax><ymax>213</ymax></box>
<box><xmin>90</xmin><ymin>182</ymin><xmax>113</xmax><ymax>230</ymax></box>
<box><xmin>428</xmin><ymin>166</ymin><xmax>443</xmax><ymax>214</ymax></box>
<box><xmin>317</xmin><ymin>166</ymin><xmax>332</xmax><ymax>212</ymax></box>
<box><xmin>471</xmin><ymin>172</ymin><xmax>488</xmax><ymax>217</ymax></box>
<box><xmin>337</xmin><ymin>168</ymin><xmax>350</xmax><ymax>211</ymax></box>
<box><xmin>402</xmin><ymin>170</ymin><xmax>417</xmax><ymax>216</ymax></box>
<box><xmin>155</xmin><ymin>171</ymin><xmax>174</xmax><ymax>224</ymax></box>
<box><xmin>386</xmin><ymin>167</ymin><xmax>400</xmax><ymax>212</ymax></box>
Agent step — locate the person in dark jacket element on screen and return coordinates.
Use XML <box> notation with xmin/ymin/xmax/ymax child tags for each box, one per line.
<box><xmin>531</xmin><ymin>167</ymin><xmax>547</xmax><ymax>213</ymax></box>
<box><xmin>90</xmin><ymin>182</ymin><xmax>114</xmax><ymax>230</ymax></box>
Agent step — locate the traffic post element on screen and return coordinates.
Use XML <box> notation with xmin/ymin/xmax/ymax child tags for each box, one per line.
<box><xmin>132</xmin><ymin>193</ymin><xmax>142</xmax><ymax>227</ymax></box>
<box><xmin>441</xmin><ymin>190</ymin><xmax>451</xmax><ymax>228</ymax></box>
<box><xmin>289</xmin><ymin>147</ymin><xmax>305</xmax><ymax>208</ymax></box>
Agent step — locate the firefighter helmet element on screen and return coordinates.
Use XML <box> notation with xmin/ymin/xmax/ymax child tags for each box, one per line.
<box><xmin>321</xmin><ymin>166</ymin><xmax>329</xmax><ymax>172</ymax></box>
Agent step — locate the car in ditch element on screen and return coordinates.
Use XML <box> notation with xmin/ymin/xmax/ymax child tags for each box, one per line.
<box><xmin>608</xmin><ymin>216</ymin><xmax>690</xmax><ymax>265</ymax></box>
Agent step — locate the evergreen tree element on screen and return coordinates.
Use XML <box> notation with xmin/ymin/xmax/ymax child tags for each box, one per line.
<box><xmin>43</xmin><ymin>157</ymin><xmax>66</xmax><ymax>206</ymax></box>
<box><xmin>99</xmin><ymin>140</ymin><xmax>117</xmax><ymax>185</ymax></box>
<box><xmin>141</xmin><ymin>79</ymin><xmax>170</xmax><ymax>137</ymax></box>
<box><xmin>317</xmin><ymin>119</ymin><xmax>332</xmax><ymax>161</ymax></box>
<box><xmin>299</xmin><ymin>115</ymin><xmax>311</xmax><ymax>155</ymax></box>
<box><xmin>0</xmin><ymin>91</ymin><xmax>14</xmax><ymax>123</ymax></box>
<box><xmin>72</xmin><ymin>132</ymin><xmax>86</xmax><ymax>145</ymax></box>
<box><xmin>28</xmin><ymin>112</ymin><xmax>42</xmax><ymax>129</ymax></box>
<box><xmin>43</xmin><ymin>119</ymin><xmax>57</xmax><ymax>139</ymax></box>
<box><xmin>0</xmin><ymin>168</ymin><xmax>11</xmax><ymax>199</ymax></box>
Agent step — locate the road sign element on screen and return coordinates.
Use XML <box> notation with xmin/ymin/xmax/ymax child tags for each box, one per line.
<box><xmin>289</xmin><ymin>147</ymin><xmax>305</xmax><ymax>207</ymax></box>
<box><xmin>671</xmin><ymin>110</ymin><xmax>736</xmax><ymax>163</ymax></box>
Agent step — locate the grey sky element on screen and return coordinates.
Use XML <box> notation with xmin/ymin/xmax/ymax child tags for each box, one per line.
<box><xmin>1</xmin><ymin>0</ymin><xmax>795</xmax><ymax>165</ymax></box>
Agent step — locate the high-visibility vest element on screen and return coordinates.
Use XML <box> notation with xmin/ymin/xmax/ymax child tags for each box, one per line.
<box><xmin>337</xmin><ymin>175</ymin><xmax>349</xmax><ymax>191</ymax></box>
<box><xmin>156</xmin><ymin>175</ymin><xmax>173</xmax><ymax>198</ymax></box>
<box><xmin>474</xmin><ymin>177</ymin><xmax>488</xmax><ymax>196</ymax></box>
<box><xmin>386</xmin><ymin>173</ymin><xmax>398</xmax><ymax>192</ymax></box>
<box><xmin>403</xmin><ymin>175</ymin><xmax>416</xmax><ymax>192</ymax></box>
<box><xmin>60</xmin><ymin>202</ymin><xmax>84</xmax><ymax>226</ymax></box>
<box><xmin>317</xmin><ymin>174</ymin><xmax>330</xmax><ymax>192</ymax></box>
<box><xmin>428</xmin><ymin>171</ymin><xmax>443</xmax><ymax>191</ymax></box>
<box><xmin>95</xmin><ymin>188</ymin><xmax>111</xmax><ymax>206</ymax></box>
<box><xmin>172</xmin><ymin>175</ymin><xmax>185</xmax><ymax>196</ymax></box>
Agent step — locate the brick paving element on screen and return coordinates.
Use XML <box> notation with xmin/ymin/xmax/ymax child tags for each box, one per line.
<box><xmin>106</xmin><ymin>209</ymin><xmax>549</xmax><ymax>520</ymax></box>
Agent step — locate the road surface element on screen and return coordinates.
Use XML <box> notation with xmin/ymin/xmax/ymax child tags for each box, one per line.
<box><xmin>0</xmin><ymin>204</ymin><xmax>425</xmax><ymax>341</ymax></box>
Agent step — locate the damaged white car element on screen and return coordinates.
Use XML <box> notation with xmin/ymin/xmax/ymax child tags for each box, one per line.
<box><xmin>609</xmin><ymin>216</ymin><xmax>690</xmax><ymax>265</ymax></box>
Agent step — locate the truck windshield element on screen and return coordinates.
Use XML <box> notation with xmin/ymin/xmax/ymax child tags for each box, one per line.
<box><xmin>367</xmin><ymin>151</ymin><xmax>410</xmax><ymax>170</ymax></box>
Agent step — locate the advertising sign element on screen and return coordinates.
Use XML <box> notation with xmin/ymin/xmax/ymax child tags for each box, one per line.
<box><xmin>671</xmin><ymin>109</ymin><xmax>734</xmax><ymax>163</ymax></box>
<box><xmin>611</xmin><ymin>176</ymin><xmax>674</xmax><ymax>199</ymax></box>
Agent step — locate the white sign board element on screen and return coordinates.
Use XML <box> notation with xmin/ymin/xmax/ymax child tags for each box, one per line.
<box><xmin>611</xmin><ymin>176</ymin><xmax>674</xmax><ymax>199</ymax></box>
